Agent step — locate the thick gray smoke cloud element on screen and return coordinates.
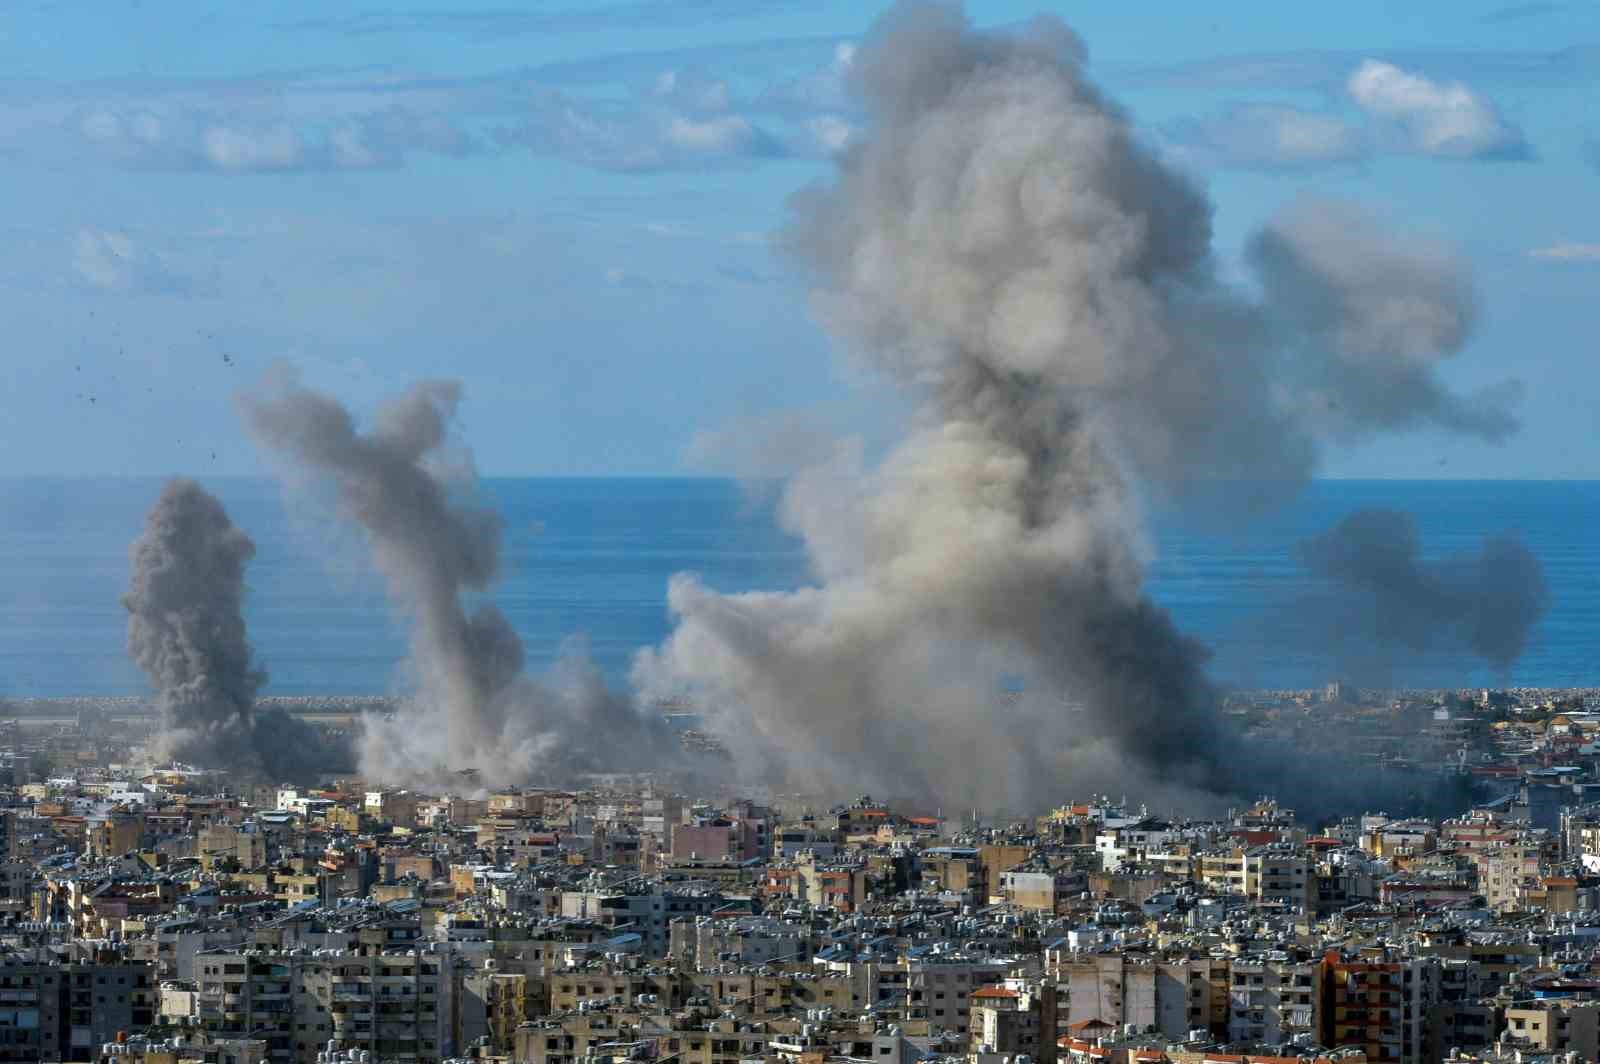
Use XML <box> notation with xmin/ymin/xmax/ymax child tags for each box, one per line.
<box><xmin>1248</xmin><ymin>202</ymin><xmax>1520</xmax><ymax>443</ymax></box>
<box><xmin>634</xmin><ymin>2</ymin><xmax>1524</xmax><ymax>817</ymax></box>
<box><xmin>124</xmin><ymin>478</ymin><xmax>336</xmax><ymax>781</ymax></box>
<box><xmin>1294</xmin><ymin>509</ymin><xmax>1547</xmax><ymax>682</ymax></box>
<box><xmin>125</xmin><ymin>479</ymin><xmax>265</xmax><ymax>766</ymax></box>
<box><xmin>241</xmin><ymin>377</ymin><xmax>668</xmax><ymax>790</ymax></box>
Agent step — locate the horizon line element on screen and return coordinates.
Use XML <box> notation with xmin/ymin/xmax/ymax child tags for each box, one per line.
<box><xmin>4</xmin><ymin>473</ymin><xmax>1600</xmax><ymax>484</ymax></box>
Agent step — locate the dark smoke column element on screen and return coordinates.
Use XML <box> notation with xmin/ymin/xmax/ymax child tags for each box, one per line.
<box><xmin>124</xmin><ymin>478</ymin><xmax>265</xmax><ymax>767</ymax></box>
<box><xmin>1295</xmin><ymin>508</ymin><xmax>1547</xmax><ymax>681</ymax></box>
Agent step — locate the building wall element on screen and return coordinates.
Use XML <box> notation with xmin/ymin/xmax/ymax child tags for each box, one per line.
<box><xmin>1504</xmin><ymin>1000</ymin><xmax>1600</xmax><ymax>1059</ymax></box>
<box><xmin>196</xmin><ymin>947</ymin><xmax>456</xmax><ymax>1064</ymax></box>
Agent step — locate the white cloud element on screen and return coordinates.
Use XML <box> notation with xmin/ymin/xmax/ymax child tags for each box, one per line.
<box><xmin>202</xmin><ymin>123</ymin><xmax>307</xmax><ymax>172</ymax></box>
<box><xmin>663</xmin><ymin>114</ymin><xmax>757</xmax><ymax>154</ymax></box>
<box><xmin>765</xmin><ymin>39</ymin><xmax>858</xmax><ymax>113</ymax></box>
<box><xmin>1528</xmin><ymin>243</ymin><xmax>1600</xmax><ymax>262</ymax></box>
<box><xmin>0</xmin><ymin>34</ymin><xmax>856</xmax><ymax>178</ymax></box>
<box><xmin>652</xmin><ymin>70</ymin><xmax>733</xmax><ymax>114</ymax></box>
<box><xmin>70</xmin><ymin>228</ymin><xmax>192</xmax><ymax>294</ymax></box>
<box><xmin>801</xmin><ymin>114</ymin><xmax>856</xmax><ymax>156</ymax></box>
<box><xmin>328</xmin><ymin>123</ymin><xmax>389</xmax><ymax>169</ymax></box>
<box><xmin>1346</xmin><ymin>59</ymin><xmax>1527</xmax><ymax>159</ymax></box>
<box><xmin>506</xmin><ymin>90</ymin><xmax>783</xmax><ymax>172</ymax></box>
<box><xmin>0</xmin><ymin>71</ymin><xmax>480</xmax><ymax>175</ymax></box>
<box><xmin>71</xmin><ymin>229</ymin><xmax>136</xmax><ymax>291</ymax></box>
<box><xmin>1169</xmin><ymin>103</ymin><xmax>1367</xmax><ymax>169</ymax></box>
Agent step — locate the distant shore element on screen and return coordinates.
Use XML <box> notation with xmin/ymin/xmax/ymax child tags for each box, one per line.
<box><xmin>0</xmin><ymin>695</ymin><xmax>399</xmax><ymax>723</ymax></box>
<box><xmin>5</xmin><ymin>686</ymin><xmax>1600</xmax><ymax>718</ymax></box>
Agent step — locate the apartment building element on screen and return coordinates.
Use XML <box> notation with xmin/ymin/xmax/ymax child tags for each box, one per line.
<box><xmin>969</xmin><ymin>983</ymin><xmax>1058</xmax><ymax>1064</ymax></box>
<box><xmin>1243</xmin><ymin>846</ymin><xmax>1312</xmax><ymax>910</ymax></box>
<box><xmin>559</xmin><ymin>890</ymin><xmax>730</xmax><ymax>957</ymax></box>
<box><xmin>1319</xmin><ymin>951</ymin><xmax>1439</xmax><ymax>1064</ymax></box>
<box><xmin>195</xmin><ymin>946</ymin><xmax>458</xmax><ymax>1064</ymax></box>
<box><xmin>0</xmin><ymin>955</ymin><xmax>155</xmax><ymax>1063</ymax></box>
<box><xmin>1226</xmin><ymin>953</ymin><xmax>1318</xmax><ymax>1046</ymax></box>
<box><xmin>1502</xmin><ymin>999</ymin><xmax>1600</xmax><ymax>1060</ymax></box>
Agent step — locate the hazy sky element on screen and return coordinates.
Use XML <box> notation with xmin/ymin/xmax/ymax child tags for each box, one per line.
<box><xmin>0</xmin><ymin>0</ymin><xmax>1594</xmax><ymax>477</ymax></box>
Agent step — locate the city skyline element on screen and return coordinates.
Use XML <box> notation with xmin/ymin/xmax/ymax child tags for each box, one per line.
<box><xmin>0</xmin><ymin>12</ymin><xmax>1599</xmax><ymax>1062</ymax></box>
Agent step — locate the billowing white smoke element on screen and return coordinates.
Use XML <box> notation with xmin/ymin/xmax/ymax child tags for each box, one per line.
<box><xmin>243</xmin><ymin>376</ymin><xmax>666</xmax><ymax>790</ymax></box>
<box><xmin>634</xmin><ymin>2</ymin><xmax>1520</xmax><ymax>815</ymax></box>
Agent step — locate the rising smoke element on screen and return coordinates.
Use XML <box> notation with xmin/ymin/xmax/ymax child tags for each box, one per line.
<box><xmin>124</xmin><ymin>478</ymin><xmax>338</xmax><ymax>781</ymax></box>
<box><xmin>241</xmin><ymin>377</ymin><xmax>670</xmax><ymax>790</ymax></box>
<box><xmin>634</xmin><ymin>2</ymin><xmax>1526</xmax><ymax>817</ymax></box>
<box><xmin>1292</xmin><ymin>508</ymin><xmax>1547</xmax><ymax>684</ymax></box>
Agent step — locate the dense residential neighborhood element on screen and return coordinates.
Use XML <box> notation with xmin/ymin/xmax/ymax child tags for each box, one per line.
<box><xmin>3</xmin><ymin>689</ymin><xmax>1600</xmax><ymax>1063</ymax></box>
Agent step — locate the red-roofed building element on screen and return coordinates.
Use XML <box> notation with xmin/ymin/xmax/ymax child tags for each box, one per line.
<box><xmin>1058</xmin><ymin>1037</ymin><xmax>1109</xmax><ymax>1062</ymax></box>
<box><xmin>971</xmin><ymin>984</ymin><xmax>1057</xmax><ymax>1064</ymax></box>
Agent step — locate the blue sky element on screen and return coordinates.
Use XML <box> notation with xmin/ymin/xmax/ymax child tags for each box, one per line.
<box><xmin>0</xmin><ymin>0</ymin><xmax>1594</xmax><ymax>477</ymax></box>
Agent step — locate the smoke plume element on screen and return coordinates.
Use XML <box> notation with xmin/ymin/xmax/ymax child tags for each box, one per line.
<box><xmin>124</xmin><ymin>478</ymin><xmax>336</xmax><ymax>781</ymax></box>
<box><xmin>634</xmin><ymin>2</ymin><xmax>1524</xmax><ymax>816</ymax></box>
<box><xmin>1294</xmin><ymin>508</ymin><xmax>1546</xmax><ymax>682</ymax></box>
<box><xmin>241</xmin><ymin>376</ymin><xmax>669</xmax><ymax>790</ymax></box>
<box><xmin>125</xmin><ymin>479</ymin><xmax>264</xmax><ymax>766</ymax></box>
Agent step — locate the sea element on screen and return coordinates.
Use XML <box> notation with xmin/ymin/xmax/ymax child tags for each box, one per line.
<box><xmin>0</xmin><ymin>477</ymin><xmax>1595</xmax><ymax>699</ymax></box>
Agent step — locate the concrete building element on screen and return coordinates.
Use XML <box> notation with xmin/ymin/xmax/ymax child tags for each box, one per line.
<box><xmin>558</xmin><ymin>889</ymin><xmax>730</xmax><ymax>957</ymax></box>
<box><xmin>0</xmin><ymin>955</ymin><xmax>156</xmax><ymax>1063</ymax></box>
<box><xmin>1319</xmin><ymin>950</ymin><xmax>1439</xmax><ymax>1064</ymax></box>
<box><xmin>1226</xmin><ymin>952</ymin><xmax>1318</xmax><ymax>1046</ymax></box>
<box><xmin>969</xmin><ymin>983</ymin><xmax>1057</xmax><ymax>1064</ymax></box>
<box><xmin>1502</xmin><ymin>999</ymin><xmax>1600</xmax><ymax>1060</ymax></box>
<box><xmin>1243</xmin><ymin>846</ymin><xmax>1312</xmax><ymax>910</ymax></box>
<box><xmin>195</xmin><ymin>945</ymin><xmax>458</xmax><ymax>1064</ymax></box>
